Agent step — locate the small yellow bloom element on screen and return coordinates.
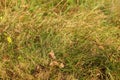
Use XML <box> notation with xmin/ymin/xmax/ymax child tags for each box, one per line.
<box><xmin>7</xmin><ymin>36</ymin><xmax>12</xmax><ymax>43</ymax></box>
<box><xmin>0</xmin><ymin>16</ymin><xmax>2</xmax><ymax>20</ymax></box>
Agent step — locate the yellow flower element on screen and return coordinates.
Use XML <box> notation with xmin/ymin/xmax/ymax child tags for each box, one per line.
<box><xmin>0</xmin><ymin>16</ymin><xmax>2</xmax><ymax>20</ymax></box>
<box><xmin>7</xmin><ymin>36</ymin><xmax>12</xmax><ymax>43</ymax></box>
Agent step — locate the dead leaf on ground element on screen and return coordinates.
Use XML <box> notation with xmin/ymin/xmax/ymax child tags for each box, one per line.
<box><xmin>98</xmin><ymin>45</ymin><xmax>104</xmax><ymax>50</ymax></box>
<box><xmin>59</xmin><ymin>63</ymin><xmax>64</xmax><ymax>68</ymax></box>
<box><xmin>48</xmin><ymin>50</ymin><xmax>56</xmax><ymax>59</ymax></box>
<box><xmin>48</xmin><ymin>50</ymin><xmax>65</xmax><ymax>68</ymax></box>
<box><xmin>49</xmin><ymin>61</ymin><xmax>59</xmax><ymax>67</ymax></box>
<box><xmin>49</xmin><ymin>61</ymin><xmax>65</xmax><ymax>68</ymax></box>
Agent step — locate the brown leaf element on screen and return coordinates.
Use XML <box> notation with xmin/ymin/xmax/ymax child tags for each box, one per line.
<box><xmin>98</xmin><ymin>45</ymin><xmax>104</xmax><ymax>50</ymax></box>
<box><xmin>48</xmin><ymin>50</ymin><xmax>56</xmax><ymax>59</ymax></box>
<box><xmin>59</xmin><ymin>63</ymin><xmax>64</xmax><ymax>68</ymax></box>
<box><xmin>49</xmin><ymin>61</ymin><xmax>59</xmax><ymax>67</ymax></box>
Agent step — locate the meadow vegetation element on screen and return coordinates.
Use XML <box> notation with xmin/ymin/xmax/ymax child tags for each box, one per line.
<box><xmin>0</xmin><ymin>0</ymin><xmax>120</xmax><ymax>80</ymax></box>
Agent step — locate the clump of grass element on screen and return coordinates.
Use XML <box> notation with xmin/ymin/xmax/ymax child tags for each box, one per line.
<box><xmin>110</xmin><ymin>0</ymin><xmax>120</xmax><ymax>25</ymax></box>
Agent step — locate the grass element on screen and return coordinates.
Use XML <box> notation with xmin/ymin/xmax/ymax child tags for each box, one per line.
<box><xmin>0</xmin><ymin>0</ymin><xmax>120</xmax><ymax>80</ymax></box>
